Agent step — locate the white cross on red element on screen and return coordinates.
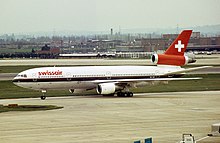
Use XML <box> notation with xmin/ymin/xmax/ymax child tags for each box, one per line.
<box><xmin>175</xmin><ymin>40</ymin><xmax>184</xmax><ymax>52</ymax></box>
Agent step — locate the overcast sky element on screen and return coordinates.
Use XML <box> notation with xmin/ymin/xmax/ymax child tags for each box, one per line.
<box><xmin>0</xmin><ymin>0</ymin><xmax>220</xmax><ymax>34</ymax></box>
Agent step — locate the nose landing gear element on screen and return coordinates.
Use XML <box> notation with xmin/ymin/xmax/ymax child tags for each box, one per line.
<box><xmin>41</xmin><ymin>90</ymin><xmax>47</xmax><ymax>100</ymax></box>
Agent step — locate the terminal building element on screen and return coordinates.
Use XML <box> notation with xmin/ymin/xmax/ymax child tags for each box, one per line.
<box><xmin>113</xmin><ymin>32</ymin><xmax>220</xmax><ymax>58</ymax></box>
<box><xmin>137</xmin><ymin>32</ymin><xmax>220</xmax><ymax>53</ymax></box>
<box><xmin>1</xmin><ymin>31</ymin><xmax>220</xmax><ymax>59</ymax></box>
<box><xmin>59</xmin><ymin>32</ymin><xmax>220</xmax><ymax>59</ymax></box>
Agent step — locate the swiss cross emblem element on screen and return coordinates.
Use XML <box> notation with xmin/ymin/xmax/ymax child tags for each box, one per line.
<box><xmin>175</xmin><ymin>40</ymin><xmax>184</xmax><ymax>52</ymax></box>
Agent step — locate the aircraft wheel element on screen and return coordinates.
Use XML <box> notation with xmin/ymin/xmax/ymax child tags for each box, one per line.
<box><xmin>128</xmin><ymin>92</ymin><xmax>133</xmax><ymax>97</ymax></box>
<box><xmin>124</xmin><ymin>92</ymin><xmax>133</xmax><ymax>97</ymax></box>
<box><xmin>124</xmin><ymin>92</ymin><xmax>129</xmax><ymax>97</ymax></box>
<box><xmin>117</xmin><ymin>92</ymin><xmax>124</xmax><ymax>97</ymax></box>
<box><xmin>41</xmin><ymin>96</ymin><xmax>46</xmax><ymax>100</ymax></box>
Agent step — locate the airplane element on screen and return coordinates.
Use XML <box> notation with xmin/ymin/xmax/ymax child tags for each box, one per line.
<box><xmin>13</xmin><ymin>30</ymin><xmax>210</xmax><ymax>100</ymax></box>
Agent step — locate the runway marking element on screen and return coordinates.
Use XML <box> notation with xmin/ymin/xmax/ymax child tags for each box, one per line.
<box><xmin>196</xmin><ymin>136</ymin><xmax>209</xmax><ymax>142</ymax></box>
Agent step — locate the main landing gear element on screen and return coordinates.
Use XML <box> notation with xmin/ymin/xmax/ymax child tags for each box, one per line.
<box><xmin>41</xmin><ymin>90</ymin><xmax>47</xmax><ymax>100</ymax></box>
<box><xmin>117</xmin><ymin>92</ymin><xmax>133</xmax><ymax>97</ymax></box>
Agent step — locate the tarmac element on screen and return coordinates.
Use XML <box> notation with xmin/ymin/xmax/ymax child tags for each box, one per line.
<box><xmin>0</xmin><ymin>56</ymin><xmax>220</xmax><ymax>142</ymax></box>
<box><xmin>0</xmin><ymin>91</ymin><xmax>220</xmax><ymax>143</ymax></box>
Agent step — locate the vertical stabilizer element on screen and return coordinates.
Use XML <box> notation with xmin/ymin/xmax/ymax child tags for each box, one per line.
<box><xmin>164</xmin><ymin>30</ymin><xmax>192</xmax><ymax>56</ymax></box>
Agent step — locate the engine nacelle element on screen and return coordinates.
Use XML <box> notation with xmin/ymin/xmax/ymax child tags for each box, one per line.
<box><xmin>151</xmin><ymin>54</ymin><xmax>195</xmax><ymax>66</ymax></box>
<box><xmin>69</xmin><ymin>89</ymin><xmax>87</xmax><ymax>94</ymax></box>
<box><xmin>69</xmin><ymin>89</ymin><xmax>75</xmax><ymax>93</ymax></box>
<box><xmin>96</xmin><ymin>83</ymin><xmax>116</xmax><ymax>95</ymax></box>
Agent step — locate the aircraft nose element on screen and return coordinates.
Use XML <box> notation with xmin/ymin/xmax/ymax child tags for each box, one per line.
<box><xmin>12</xmin><ymin>77</ymin><xmax>22</xmax><ymax>87</ymax></box>
<box><xmin>12</xmin><ymin>77</ymin><xmax>18</xmax><ymax>83</ymax></box>
<box><xmin>12</xmin><ymin>74</ymin><xmax>19</xmax><ymax>83</ymax></box>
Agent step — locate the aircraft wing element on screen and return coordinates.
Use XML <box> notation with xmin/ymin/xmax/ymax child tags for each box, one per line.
<box><xmin>91</xmin><ymin>66</ymin><xmax>212</xmax><ymax>84</ymax></box>
<box><xmin>91</xmin><ymin>77</ymin><xmax>201</xmax><ymax>84</ymax></box>
<box><xmin>164</xmin><ymin>66</ymin><xmax>212</xmax><ymax>75</ymax></box>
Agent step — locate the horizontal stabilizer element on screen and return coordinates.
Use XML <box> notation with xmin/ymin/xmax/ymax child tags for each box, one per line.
<box><xmin>165</xmin><ymin>66</ymin><xmax>212</xmax><ymax>75</ymax></box>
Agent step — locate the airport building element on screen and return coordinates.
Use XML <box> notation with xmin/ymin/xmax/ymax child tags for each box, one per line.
<box><xmin>137</xmin><ymin>32</ymin><xmax>220</xmax><ymax>53</ymax></box>
<box><xmin>1</xmin><ymin>31</ymin><xmax>220</xmax><ymax>59</ymax></box>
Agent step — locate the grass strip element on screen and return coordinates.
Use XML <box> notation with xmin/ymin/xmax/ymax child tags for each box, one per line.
<box><xmin>0</xmin><ymin>105</ymin><xmax>63</xmax><ymax>113</ymax></box>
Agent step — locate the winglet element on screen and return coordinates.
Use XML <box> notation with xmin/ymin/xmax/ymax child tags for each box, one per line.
<box><xmin>164</xmin><ymin>30</ymin><xmax>192</xmax><ymax>56</ymax></box>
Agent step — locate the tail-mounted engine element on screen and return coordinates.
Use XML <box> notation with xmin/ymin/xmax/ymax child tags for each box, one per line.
<box><xmin>151</xmin><ymin>54</ymin><xmax>196</xmax><ymax>66</ymax></box>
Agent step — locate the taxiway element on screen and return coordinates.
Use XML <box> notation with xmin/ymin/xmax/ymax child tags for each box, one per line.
<box><xmin>0</xmin><ymin>91</ymin><xmax>220</xmax><ymax>143</ymax></box>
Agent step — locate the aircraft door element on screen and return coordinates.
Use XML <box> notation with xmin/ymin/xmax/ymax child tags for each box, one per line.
<box><xmin>105</xmin><ymin>71</ymin><xmax>112</xmax><ymax>79</ymax></box>
<box><xmin>66</xmin><ymin>72</ymin><xmax>71</xmax><ymax>81</ymax></box>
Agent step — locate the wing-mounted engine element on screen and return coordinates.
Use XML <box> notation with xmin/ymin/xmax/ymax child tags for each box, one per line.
<box><xmin>151</xmin><ymin>54</ymin><xmax>196</xmax><ymax>66</ymax></box>
<box><xmin>96</xmin><ymin>83</ymin><xmax>116</xmax><ymax>94</ymax></box>
<box><xmin>96</xmin><ymin>83</ymin><xmax>124</xmax><ymax>95</ymax></box>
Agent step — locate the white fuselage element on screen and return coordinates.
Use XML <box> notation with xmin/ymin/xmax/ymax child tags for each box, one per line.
<box><xmin>13</xmin><ymin>66</ymin><xmax>183</xmax><ymax>91</ymax></box>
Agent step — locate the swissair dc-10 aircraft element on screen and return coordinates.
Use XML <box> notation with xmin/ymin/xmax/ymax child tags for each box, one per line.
<box><xmin>13</xmin><ymin>30</ymin><xmax>209</xmax><ymax>100</ymax></box>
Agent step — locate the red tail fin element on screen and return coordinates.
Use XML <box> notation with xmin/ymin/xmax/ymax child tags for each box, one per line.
<box><xmin>151</xmin><ymin>30</ymin><xmax>193</xmax><ymax>66</ymax></box>
<box><xmin>164</xmin><ymin>30</ymin><xmax>192</xmax><ymax>56</ymax></box>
